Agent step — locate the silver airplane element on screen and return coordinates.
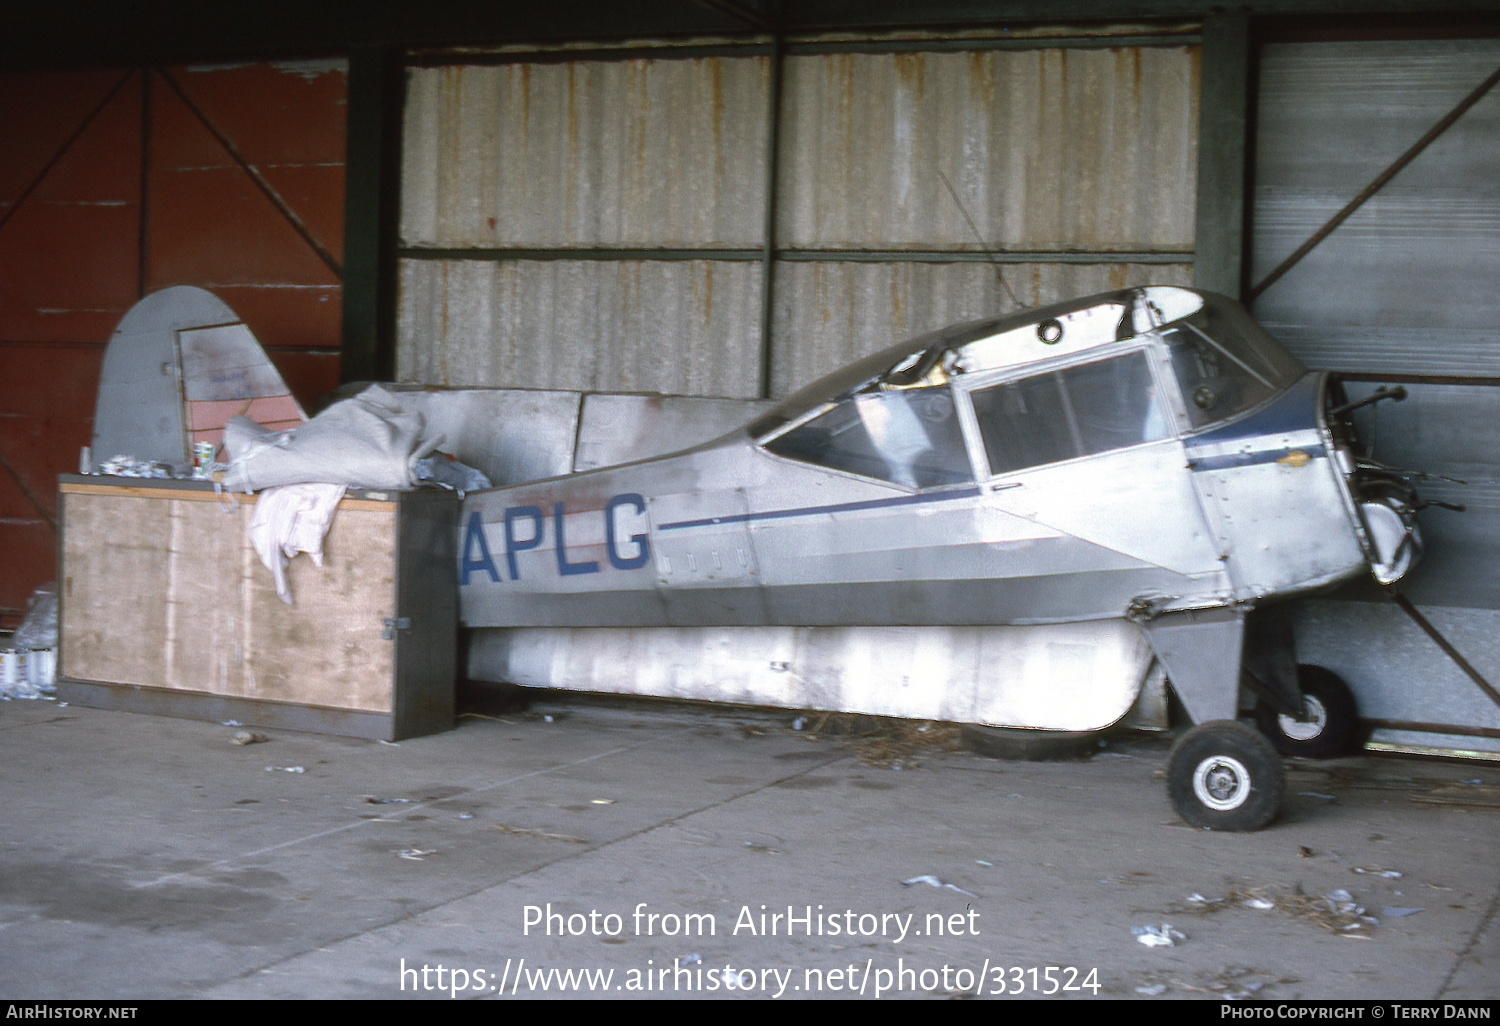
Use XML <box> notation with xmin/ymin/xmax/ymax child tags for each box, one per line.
<box><xmin>459</xmin><ymin>285</ymin><xmax>1426</xmax><ymax>830</ymax></box>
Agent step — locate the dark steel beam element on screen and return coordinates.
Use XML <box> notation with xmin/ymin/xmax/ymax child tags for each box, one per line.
<box><xmin>759</xmin><ymin>36</ymin><xmax>785</xmax><ymax>400</ymax></box>
<box><xmin>1193</xmin><ymin>15</ymin><xmax>1251</xmax><ymax>300</ymax></box>
<box><xmin>5</xmin><ymin>3</ymin><xmax>1496</xmax><ymax>72</ymax></box>
<box><xmin>1336</xmin><ymin>372</ymin><xmax>1500</xmax><ymax>388</ymax></box>
<box><xmin>341</xmin><ymin>45</ymin><xmax>405</xmax><ymax>384</ymax></box>
<box><xmin>397</xmin><ymin>246</ymin><xmax>1194</xmax><ymax>263</ymax></box>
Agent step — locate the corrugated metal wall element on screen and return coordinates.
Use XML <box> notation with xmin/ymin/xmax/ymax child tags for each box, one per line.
<box><xmin>1251</xmin><ymin>39</ymin><xmax>1500</xmax><ymax>377</ymax></box>
<box><xmin>397</xmin><ymin>38</ymin><xmax>1198</xmax><ymax>399</ymax></box>
<box><xmin>776</xmin><ymin>49</ymin><xmax>1196</xmax><ymax>249</ymax></box>
<box><xmin>399</xmin><ymin>258</ymin><xmax>764</xmax><ymax>395</ymax></box>
<box><xmin>1250</xmin><ymin>39</ymin><xmax>1500</xmax><ymax>754</ymax></box>
<box><xmin>403</xmin><ymin>60</ymin><xmax>769</xmax><ymax>246</ymax></box>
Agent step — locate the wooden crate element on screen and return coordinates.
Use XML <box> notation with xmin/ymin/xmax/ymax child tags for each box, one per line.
<box><xmin>55</xmin><ymin>476</ymin><xmax>456</xmax><ymax>739</ymax></box>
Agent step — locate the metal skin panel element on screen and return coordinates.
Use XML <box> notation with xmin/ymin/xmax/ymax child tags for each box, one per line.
<box><xmin>1185</xmin><ymin>374</ymin><xmax>1368</xmax><ymax>602</ymax></box>
<box><xmin>397</xmin><ymin>388</ymin><xmax>583</xmax><ymax>487</ymax></box>
<box><xmin>459</xmin><ymin>287</ymin><xmax>1416</xmax><ymax>733</ymax></box>
<box><xmin>179</xmin><ymin>324</ymin><xmax>298</xmax><ymax>402</ymax></box>
<box><xmin>1136</xmin><ymin>607</ymin><xmax>1247</xmax><ymax>725</ymax></box>
<box><xmin>574</xmin><ymin>393</ymin><xmax>774</xmax><ymax>473</ymax></box>
<box><xmin>91</xmin><ymin>286</ymin><xmax>239</xmax><ymax>466</ymax></box>
<box><xmin>469</xmin><ymin>620</ymin><xmax>1153</xmax><ymax>732</ymax></box>
<box><xmin>91</xmin><ymin>286</ymin><xmax>305</xmax><ymax>469</ymax></box>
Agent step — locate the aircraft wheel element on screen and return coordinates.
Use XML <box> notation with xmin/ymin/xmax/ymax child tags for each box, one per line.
<box><xmin>1167</xmin><ymin>720</ymin><xmax>1284</xmax><ymax>831</ymax></box>
<box><xmin>1255</xmin><ymin>665</ymin><xmax>1360</xmax><ymax>759</ymax></box>
<box><xmin>960</xmin><ymin>725</ymin><xmax>1102</xmax><ymax>761</ymax></box>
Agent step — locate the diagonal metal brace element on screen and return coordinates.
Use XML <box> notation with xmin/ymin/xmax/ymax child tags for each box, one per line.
<box><xmin>1250</xmin><ymin>63</ymin><xmax>1500</xmax><ymax>302</ymax></box>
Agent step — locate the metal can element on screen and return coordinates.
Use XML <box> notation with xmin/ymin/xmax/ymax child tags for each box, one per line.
<box><xmin>0</xmin><ymin>649</ymin><xmax>20</xmax><ymax>687</ymax></box>
<box><xmin>193</xmin><ymin>441</ymin><xmax>216</xmax><ymax>479</ymax></box>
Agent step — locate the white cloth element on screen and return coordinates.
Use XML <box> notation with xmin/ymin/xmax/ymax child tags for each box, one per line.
<box><xmin>246</xmin><ymin>483</ymin><xmax>347</xmax><ymax>605</ymax></box>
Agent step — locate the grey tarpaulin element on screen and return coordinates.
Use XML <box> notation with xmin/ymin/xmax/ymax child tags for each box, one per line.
<box><xmin>221</xmin><ymin>384</ymin><xmax>489</xmax><ymax>603</ymax></box>
<box><xmin>222</xmin><ymin>384</ymin><xmax>442</xmax><ymax>493</ymax></box>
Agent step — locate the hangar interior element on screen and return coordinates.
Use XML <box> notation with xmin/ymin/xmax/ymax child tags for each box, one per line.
<box><xmin>1</xmin><ymin>1</ymin><xmax>1498</xmax><ymax>753</ymax></box>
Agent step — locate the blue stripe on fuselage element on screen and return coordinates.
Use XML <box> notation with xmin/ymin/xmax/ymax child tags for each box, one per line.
<box><xmin>1183</xmin><ymin>373</ymin><xmax>1325</xmax><ymax>472</ymax></box>
<box><xmin>656</xmin><ymin>485</ymin><xmax>983</xmax><ymax>532</ymax></box>
<box><xmin>1184</xmin><ymin>373</ymin><xmax>1321</xmax><ymax>447</ymax></box>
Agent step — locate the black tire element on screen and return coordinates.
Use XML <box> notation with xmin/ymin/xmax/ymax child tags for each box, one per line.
<box><xmin>1255</xmin><ymin>665</ymin><xmax>1359</xmax><ymax>759</ymax></box>
<box><xmin>1167</xmin><ymin>720</ymin><xmax>1285</xmax><ymax>831</ymax></box>
<box><xmin>960</xmin><ymin>725</ymin><xmax>1102</xmax><ymax>761</ymax></box>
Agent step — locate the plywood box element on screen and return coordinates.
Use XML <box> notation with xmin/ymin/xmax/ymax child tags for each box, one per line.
<box><xmin>56</xmin><ymin>476</ymin><xmax>456</xmax><ymax>740</ymax></box>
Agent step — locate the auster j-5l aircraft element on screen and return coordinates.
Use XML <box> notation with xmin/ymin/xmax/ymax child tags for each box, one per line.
<box><xmin>458</xmin><ymin>285</ymin><xmax>1425</xmax><ymax>830</ymax></box>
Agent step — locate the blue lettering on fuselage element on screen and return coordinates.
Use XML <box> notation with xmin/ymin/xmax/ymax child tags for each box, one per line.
<box><xmin>604</xmin><ymin>493</ymin><xmax>651</xmax><ymax>570</ymax></box>
<box><xmin>460</xmin><ymin>492</ymin><xmax>652</xmax><ymax>585</ymax></box>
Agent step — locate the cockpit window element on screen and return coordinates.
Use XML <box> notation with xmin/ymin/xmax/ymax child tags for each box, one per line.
<box><xmin>1159</xmin><ymin>301</ymin><xmax>1305</xmax><ymax>428</ymax></box>
<box><xmin>762</xmin><ymin>383</ymin><xmax>971</xmax><ymax>489</ymax></box>
<box><xmin>971</xmin><ymin>350</ymin><xmax>1168</xmax><ymax>476</ymax></box>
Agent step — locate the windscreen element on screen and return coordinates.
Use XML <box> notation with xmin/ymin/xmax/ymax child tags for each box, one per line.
<box><xmin>1159</xmin><ymin>299</ymin><xmax>1305</xmax><ymax>429</ymax></box>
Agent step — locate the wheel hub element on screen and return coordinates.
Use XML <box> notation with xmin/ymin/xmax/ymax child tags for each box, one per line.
<box><xmin>1279</xmin><ymin>695</ymin><xmax>1328</xmax><ymax>742</ymax></box>
<box><xmin>1193</xmin><ymin>754</ymin><xmax>1251</xmax><ymax>811</ymax></box>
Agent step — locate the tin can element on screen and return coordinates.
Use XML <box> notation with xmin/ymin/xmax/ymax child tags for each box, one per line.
<box><xmin>193</xmin><ymin>441</ymin><xmax>216</xmax><ymax>480</ymax></box>
<box><xmin>0</xmin><ymin>649</ymin><xmax>21</xmax><ymax>687</ymax></box>
<box><xmin>26</xmin><ymin>648</ymin><xmax>55</xmax><ymax>689</ymax></box>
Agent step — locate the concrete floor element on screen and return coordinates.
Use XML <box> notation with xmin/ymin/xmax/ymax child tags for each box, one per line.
<box><xmin>0</xmin><ymin>689</ymin><xmax>1496</xmax><ymax>1001</ymax></box>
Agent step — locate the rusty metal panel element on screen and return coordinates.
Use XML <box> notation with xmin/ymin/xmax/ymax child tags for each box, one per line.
<box><xmin>0</xmin><ymin>70</ymin><xmax>143</xmax><ymax>343</ymax></box>
<box><xmin>0</xmin><ymin>341</ymin><xmax>103</xmax><ymax>622</ymax></box>
<box><xmin>0</xmin><ymin>62</ymin><xmax>348</xmax><ymax>626</ymax></box>
<box><xmin>777</xmin><ymin>47</ymin><xmax>1199</xmax><ymax>250</ymax></box>
<box><xmin>402</xmin><ymin>58</ymin><xmax>770</xmax><ymax>247</ymax></box>
<box><xmin>150</xmin><ymin>61</ymin><xmax>347</xmax><ymax>291</ymax></box>
<box><xmin>767</xmin><ymin>260</ymin><xmax>1194</xmax><ymax>395</ymax></box>
<box><xmin>397</xmin><ymin>258</ymin><xmax>764</xmax><ymax>397</ymax></box>
<box><xmin>396</xmin><ymin>44</ymin><xmax>1199</xmax><ymax>404</ymax></box>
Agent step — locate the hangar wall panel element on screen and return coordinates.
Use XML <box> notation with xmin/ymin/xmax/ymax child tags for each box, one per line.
<box><xmin>397</xmin><ymin>40</ymin><xmax>1200</xmax><ymax>401</ymax></box>
<box><xmin>398</xmin><ymin>258</ymin><xmax>764</xmax><ymax>396</ymax></box>
<box><xmin>777</xmin><ymin>48</ymin><xmax>1198</xmax><ymax>250</ymax></box>
<box><xmin>0</xmin><ymin>61</ymin><xmax>347</xmax><ymax>625</ymax></box>
<box><xmin>1251</xmin><ymin>40</ymin><xmax>1500</xmax><ymax>377</ymax></box>
<box><xmin>1250</xmin><ymin>39</ymin><xmax>1500</xmax><ymax>753</ymax></box>
<box><xmin>402</xmin><ymin>58</ymin><xmax>770</xmax><ymax>247</ymax></box>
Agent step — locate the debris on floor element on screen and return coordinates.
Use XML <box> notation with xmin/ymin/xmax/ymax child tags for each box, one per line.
<box><xmin>901</xmin><ymin>874</ymin><xmax>977</xmax><ymax>897</ymax></box>
<box><xmin>1133</xmin><ymin>966</ymin><xmax>1283</xmax><ymax>998</ymax></box>
<box><xmin>742</xmin><ymin>841</ymin><xmax>783</xmax><ymax>855</ymax></box>
<box><xmin>1132</xmin><ymin>923</ymin><xmax>1186</xmax><ymax>947</ymax></box>
<box><xmin>792</xmin><ymin>712</ymin><xmax>963</xmax><ymax>768</ymax></box>
<box><xmin>1169</xmin><ymin>884</ymin><xmax>1382</xmax><ymax>934</ymax></box>
<box><xmin>493</xmin><ymin>822</ymin><xmax>586</xmax><ymax>844</ymax></box>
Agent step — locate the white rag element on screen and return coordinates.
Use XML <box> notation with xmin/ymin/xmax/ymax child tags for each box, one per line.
<box><xmin>246</xmin><ymin>483</ymin><xmax>347</xmax><ymax>604</ymax></box>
